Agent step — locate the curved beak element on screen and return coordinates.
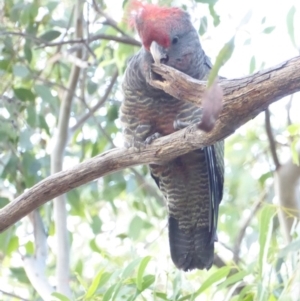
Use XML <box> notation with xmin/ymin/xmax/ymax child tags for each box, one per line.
<box><xmin>150</xmin><ymin>41</ymin><xmax>168</xmax><ymax>64</ymax></box>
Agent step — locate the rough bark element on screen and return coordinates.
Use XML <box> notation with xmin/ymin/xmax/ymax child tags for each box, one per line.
<box><xmin>0</xmin><ymin>56</ymin><xmax>299</xmax><ymax>233</ymax></box>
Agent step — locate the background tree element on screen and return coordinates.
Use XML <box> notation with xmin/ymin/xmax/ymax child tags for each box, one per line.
<box><xmin>0</xmin><ymin>0</ymin><xmax>300</xmax><ymax>300</ymax></box>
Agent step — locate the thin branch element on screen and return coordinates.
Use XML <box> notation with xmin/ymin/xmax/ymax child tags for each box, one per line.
<box><xmin>286</xmin><ymin>94</ymin><xmax>294</xmax><ymax>126</ymax></box>
<box><xmin>0</xmin><ymin>290</ymin><xmax>31</xmax><ymax>301</ymax></box>
<box><xmin>50</xmin><ymin>1</ymin><xmax>83</xmax><ymax>297</ymax></box>
<box><xmin>2</xmin><ymin>31</ymin><xmax>141</xmax><ymax>47</ymax></box>
<box><xmin>39</xmin><ymin>34</ymin><xmax>141</xmax><ymax>48</ymax></box>
<box><xmin>0</xmin><ymin>56</ymin><xmax>300</xmax><ymax>232</ymax></box>
<box><xmin>23</xmin><ymin>211</ymin><xmax>53</xmax><ymax>300</ymax></box>
<box><xmin>91</xmin><ymin>0</ymin><xmax>129</xmax><ymax>37</ymax></box>
<box><xmin>233</xmin><ymin>195</ymin><xmax>264</xmax><ymax>263</ymax></box>
<box><xmin>70</xmin><ymin>69</ymin><xmax>118</xmax><ymax>133</ymax></box>
<box><xmin>23</xmin><ymin>257</ymin><xmax>55</xmax><ymax>301</ymax></box>
<box><xmin>31</xmin><ymin>75</ymin><xmax>84</xmax><ymax>101</ymax></box>
<box><xmin>130</xmin><ymin>168</ymin><xmax>165</xmax><ymax>205</ymax></box>
<box><xmin>1</xmin><ymin>30</ymin><xmax>42</xmax><ymax>43</ymax></box>
<box><xmin>275</xmin><ymin>144</ymin><xmax>300</xmax><ymax>243</ymax></box>
<box><xmin>265</xmin><ymin>108</ymin><xmax>281</xmax><ymax>170</ymax></box>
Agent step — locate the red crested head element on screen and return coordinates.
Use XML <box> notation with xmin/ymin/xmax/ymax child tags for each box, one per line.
<box><xmin>128</xmin><ymin>0</ymin><xmax>191</xmax><ymax>51</ymax></box>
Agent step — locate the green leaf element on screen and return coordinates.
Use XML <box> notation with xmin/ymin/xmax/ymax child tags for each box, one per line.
<box><xmin>238</xmin><ymin>285</ymin><xmax>254</xmax><ymax>301</ymax></box>
<box><xmin>10</xmin><ymin>267</ymin><xmax>30</xmax><ymax>284</ymax></box>
<box><xmin>136</xmin><ymin>256</ymin><xmax>151</xmax><ymax>291</ymax></box>
<box><xmin>34</xmin><ymin>84</ymin><xmax>54</xmax><ymax>102</ymax></box>
<box><xmin>51</xmin><ymin>292</ymin><xmax>71</xmax><ymax>301</ymax></box>
<box><xmin>85</xmin><ymin>269</ymin><xmax>105</xmax><ymax>299</ymax></box>
<box><xmin>207</xmin><ymin>37</ymin><xmax>235</xmax><ymax>86</ymax></box>
<box><xmin>24</xmin><ymin>42</ymin><xmax>33</xmax><ymax>63</ymax></box>
<box><xmin>39</xmin><ymin>30</ymin><xmax>61</xmax><ymax>42</ymax></box>
<box><xmin>141</xmin><ymin>274</ymin><xmax>155</xmax><ymax>291</ymax></box>
<box><xmin>128</xmin><ymin>215</ymin><xmax>144</xmax><ymax>240</ymax></box>
<box><xmin>103</xmin><ymin>283</ymin><xmax>117</xmax><ymax>301</ymax></box>
<box><xmin>263</xmin><ymin>26</ymin><xmax>276</xmax><ymax>34</ymax></box>
<box><xmin>122</xmin><ymin>258</ymin><xmax>142</xmax><ymax>279</ymax></box>
<box><xmin>258</xmin><ymin>205</ymin><xmax>275</xmax><ymax>277</ymax></box>
<box><xmin>98</xmin><ymin>272</ymin><xmax>112</xmax><ymax>289</ymax></box>
<box><xmin>47</xmin><ymin>1</ymin><xmax>60</xmax><ymax>12</ymax></box>
<box><xmin>26</xmin><ymin>105</ymin><xmax>37</xmax><ymax>128</ymax></box>
<box><xmin>38</xmin><ymin>115</ymin><xmax>50</xmax><ymax>136</ymax></box>
<box><xmin>0</xmin><ymin>228</ymin><xmax>13</xmax><ymax>253</ymax></box>
<box><xmin>0</xmin><ymin>197</ymin><xmax>9</xmax><ymax>208</ymax></box>
<box><xmin>258</xmin><ymin>171</ymin><xmax>272</xmax><ymax>187</ymax></box>
<box><xmin>91</xmin><ymin>215</ymin><xmax>102</xmax><ymax>234</ymax></box>
<box><xmin>209</xmin><ymin>4</ymin><xmax>220</xmax><ymax>27</ymax></box>
<box><xmin>0</xmin><ymin>60</ymin><xmax>12</xmax><ymax>73</ymax></box>
<box><xmin>111</xmin><ymin>281</ymin><xmax>123</xmax><ymax>301</ymax></box>
<box><xmin>154</xmin><ymin>292</ymin><xmax>168</xmax><ymax>300</ymax></box>
<box><xmin>87</xmin><ymin>80</ymin><xmax>98</xmax><ymax>95</ymax></box>
<box><xmin>25</xmin><ymin>241</ymin><xmax>35</xmax><ymax>255</ymax></box>
<box><xmin>286</xmin><ymin>6</ymin><xmax>296</xmax><ymax>48</ymax></box>
<box><xmin>14</xmin><ymin>87</ymin><xmax>35</xmax><ymax>102</ymax></box>
<box><xmin>244</xmin><ymin>38</ymin><xmax>251</xmax><ymax>46</ymax></box>
<box><xmin>217</xmin><ymin>270</ymin><xmax>249</xmax><ymax>290</ymax></box>
<box><xmin>195</xmin><ymin>266</ymin><xmax>231</xmax><ymax>295</ymax></box>
<box><xmin>195</xmin><ymin>0</ymin><xmax>218</xmax><ymax>5</ymax></box>
<box><xmin>13</xmin><ymin>65</ymin><xmax>30</xmax><ymax>78</ymax></box>
<box><xmin>249</xmin><ymin>56</ymin><xmax>256</xmax><ymax>74</ymax></box>
<box><xmin>287</xmin><ymin>123</ymin><xmax>300</xmax><ymax>135</ymax></box>
<box><xmin>279</xmin><ymin>239</ymin><xmax>300</xmax><ymax>258</ymax></box>
<box><xmin>6</xmin><ymin>233</ymin><xmax>19</xmax><ymax>254</ymax></box>
<box><xmin>199</xmin><ymin>16</ymin><xmax>208</xmax><ymax>36</ymax></box>
<box><xmin>90</xmin><ymin>238</ymin><xmax>102</xmax><ymax>254</ymax></box>
<box><xmin>238</xmin><ymin>10</ymin><xmax>252</xmax><ymax>28</ymax></box>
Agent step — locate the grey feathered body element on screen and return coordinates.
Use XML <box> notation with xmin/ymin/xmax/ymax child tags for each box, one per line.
<box><xmin>121</xmin><ymin>44</ymin><xmax>224</xmax><ymax>271</ymax></box>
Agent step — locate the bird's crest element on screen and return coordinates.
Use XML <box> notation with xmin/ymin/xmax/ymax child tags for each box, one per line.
<box><xmin>127</xmin><ymin>0</ymin><xmax>188</xmax><ymax>50</ymax></box>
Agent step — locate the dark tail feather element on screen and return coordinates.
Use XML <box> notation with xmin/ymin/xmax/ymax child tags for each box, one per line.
<box><xmin>168</xmin><ymin>216</ymin><xmax>215</xmax><ymax>271</ymax></box>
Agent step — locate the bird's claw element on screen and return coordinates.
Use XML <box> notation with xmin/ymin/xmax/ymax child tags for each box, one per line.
<box><xmin>145</xmin><ymin>132</ymin><xmax>162</xmax><ymax>144</ymax></box>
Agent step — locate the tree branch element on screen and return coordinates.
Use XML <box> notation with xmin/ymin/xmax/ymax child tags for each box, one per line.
<box><xmin>2</xmin><ymin>31</ymin><xmax>141</xmax><ymax>47</ymax></box>
<box><xmin>70</xmin><ymin>69</ymin><xmax>118</xmax><ymax>133</ymax></box>
<box><xmin>91</xmin><ymin>0</ymin><xmax>130</xmax><ymax>37</ymax></box>
<box><xmin>50</xmin><ymin>1</ymin><xmax>83</xmax><ymax>297</ymax></box>
<box><xmin>0</xmin><ymin>290</ymin><xmax>31</xmax><ymax>301</ymax></box>
<box><xmin>23</xmin><ymin>211</ymin><xmax>54</xmax><ymax>301</ymax></box>
<box><xmin>233</xmin><ymin>194</ymin><xmax>264</xmax><ymax>263</ymax></box>
<box><xmin>275</xmin><ymin>144</ymin><xmax>300</xmax><ymax>243</ymax></box>
<box><xmin>265</xmin><ymin>108</ymin><xmax>281</xmax><ymax>170</ymax></box>
<box><xmin>0</xmin><ymin>56</ymin><xmax>300</xmax><ymax>233</ymax></box>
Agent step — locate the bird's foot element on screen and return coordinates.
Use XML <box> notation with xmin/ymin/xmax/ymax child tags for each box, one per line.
<box><xmin>145</xmin><ymin>132</ymin><xmax>162</xmax><ymax>144</ymax></box>
<box><xmin>174</xmin><ymin>118</ymin><xmax>200</xmax><ymax>130</ymax></box>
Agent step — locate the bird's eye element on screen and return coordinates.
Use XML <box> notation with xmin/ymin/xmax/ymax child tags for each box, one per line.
<box><xmin>172</xmin><ymin>36</ymin><xmax>179</xmax><ymax>45</ymax></box>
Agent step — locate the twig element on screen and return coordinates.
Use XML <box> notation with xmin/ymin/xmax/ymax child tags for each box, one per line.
<box><xmin>91</xmin><ymin>0</ymin><xmax>129</xmax><ymax>37</ymax></box>
<box><xmin>286</xmin><ymin>94</ymin><xmax>294</xmax><ymax>126</ymax></box>
<box><xmin>233</xmin><ymin>195</ymin><xmax>264</xmax><ymax>263</ymax></box>
<box><xmin>50</xmin><ymin>1</ymin><xmax>83</xmax><ymax>297</ymax></box>
<box><xmin>1</xmin><ymin>30</ymin><xmax>42</xmax><ymax>43</ymax></box>
<box><xmin>130</xmin><ymin>168</ymin><xmax>165</xmax><ymax>205</ymax></box>
<box><xmin>30</xmin><ymin>75</ymin><xmax>83</xmax><ymax>101</ymax></box>
<box><xmin>0</xmin><ymin>56</ymin><xmax>300</xmax><ymax>232</ymax></box>
<box><xmin>70</xmin><ymin>69</ymin><xmax>118</xmax><ymax>133</ymax></box>
<box><xmin>39</xmin><ymin>34</ymin><xmax>141</xmax><ymax>47</ymax></box>
<box><xmin>2</xmin><ymin>31</ymin><xmax>141</xmax><ymax>47</ymax></box>
<box><xmin>0</xmin><ymin>289</ymin><xmax>31</xmax><ymax>301</ymax></box>
<box><xmin>23</xmin><ymin>211</ymin><xmax>53</xmax><ymax>300</ymax></box>
<box><xmin>265</xmin><ymin>108</ymin><xmax>281</xmax><ymax>170</ymax></box>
